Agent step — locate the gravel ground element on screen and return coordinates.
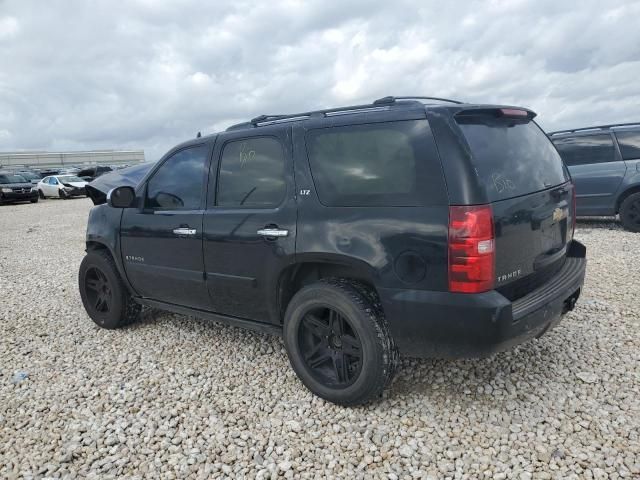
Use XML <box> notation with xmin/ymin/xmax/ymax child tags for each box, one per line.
<box><xmin>1</xmin><ymin>198</ymin><xmax>639</xmax><ymax>480</ymax></box>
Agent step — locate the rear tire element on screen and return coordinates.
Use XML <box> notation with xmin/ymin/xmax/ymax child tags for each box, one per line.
<box><xmin>619</xmin><ymin>192</ymin><xmax>640</xmax><ymax>232</ymax></box>
<box><xmin>283</xmin><ymin>278</ymin><xmax>397</xmax><ymax>406</ymax></box>
<box><xmin>79</xmin><ymin>250</ymin><xmax>141</xmax><ymax>329</ymax></box>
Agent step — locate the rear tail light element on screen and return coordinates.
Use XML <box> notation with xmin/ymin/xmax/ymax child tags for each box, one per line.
<box><xmin>448</xmin><ymin>205</ymin><xmax>495</xmax><ymax>293</ymax></box>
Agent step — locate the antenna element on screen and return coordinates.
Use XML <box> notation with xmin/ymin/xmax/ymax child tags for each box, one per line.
<box><xmin>196</xmin><ymin>131</ymin><xmax>202</xmax><ymax>138</ymax></box>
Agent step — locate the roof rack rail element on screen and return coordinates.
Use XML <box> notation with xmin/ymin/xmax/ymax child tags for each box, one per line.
<box><xmin>549</xmin><ymin>122</ymin><xmax>640</xmax><ymax>136</ymax></box>
<box><xmin>373</xmin><ymin>96</ymin><xmax>463</xmax><ymax>105</ymax></box>
<box><xmin>226</xmin><ymin>96</ymin><xmax>458</xmax><ymax>132</ymax></box>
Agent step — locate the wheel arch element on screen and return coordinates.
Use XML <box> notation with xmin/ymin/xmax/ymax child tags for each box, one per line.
<box><xmin>616</xmin><ymin>184</ymin><xmax>640</xmax><ymax>213</ymax></box>
<box><xmin>276</xmin><ymin>254</ymin><xmax>379</xmax><ymax>323</ymax></box>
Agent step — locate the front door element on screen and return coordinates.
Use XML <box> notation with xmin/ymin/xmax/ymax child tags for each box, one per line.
<box><xmin>203</xmin><ymin>126</ymin><xmax>297</xmax><ymax>323</ymax></box>
<box><xmin>120</xmin><ymin>143</ymin><xmax>212</xmax><ymax>309</ymax></box>
<box><xmin>47</xmin><ymin>177</ymin><xmax>60</xmax><ymax>196</ymax></box>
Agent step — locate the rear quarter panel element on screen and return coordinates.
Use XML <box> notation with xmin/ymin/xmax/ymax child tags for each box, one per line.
<box><xmin>292</xmin><ymin>116</ymin><xmax>450</xmax><ymax>292</ymax></box>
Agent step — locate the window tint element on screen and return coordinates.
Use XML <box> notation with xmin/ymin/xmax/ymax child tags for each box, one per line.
<box><xmin>145</xmin><ymin>145</ymin><xmax>208</xmax><ymax>210</ymax></box>
<box><xmin>217</xmin><ymin>137</ymin><xmax>286</xmax><ymax>207</ymax></box>
<box><xmin>615</xmin><ymin>131</ymin><xmax>640</xmax><ymax>160</ymax></box>
<box><xmin>0</xmin><ymin>174</ymin><xmax>27</xmax><ymax>184</ymax></box>
<box><xmin>551</xmin><ymin>134</ymin><xmax>616</xmax><ymax>166</ymax></box>
<box><xmin>306</xmin><ymin>120</ymin><xmax>428</xmax><ymax>206</ymax></box>
<box><xmin>457</xmin><ymin>115</ymin><xmax>568</xmax><ymax>201</ymax></box>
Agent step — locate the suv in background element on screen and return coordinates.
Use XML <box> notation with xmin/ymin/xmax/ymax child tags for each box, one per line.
<box><xmin>0</xmin><ymin>171</ymin><xmax>38</xmax><ymax>204</ymax></box>
<box><xmin>549</xmin><ymin>123</ymin><xmax>640</xmax><ymax>232</ymax></box>
<box><xmin>78</xmin><ymin>96</ymin><xmax>586</xmax><ymax>405</ymax></box>
<box><xmin>78</xmin><ymin>165</ymin><xmax>113</xmax><ymax>182</ymax></box>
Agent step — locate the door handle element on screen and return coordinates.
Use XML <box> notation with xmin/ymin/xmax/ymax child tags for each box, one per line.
<box><xmin>257</xmin><ymin>228</ymin><xmax>289</xmax><ymax>238</ymax></box>
<box><xmin>173</xmin><ymin>227</ymin><xmax>197</xmax><ymax>236</ymax></box>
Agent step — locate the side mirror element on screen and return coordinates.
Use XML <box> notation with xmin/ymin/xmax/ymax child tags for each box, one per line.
<box><xmin>107</xmin><ymin>186</ymin><xmax>136</xmax><ymax>208</ymax></box>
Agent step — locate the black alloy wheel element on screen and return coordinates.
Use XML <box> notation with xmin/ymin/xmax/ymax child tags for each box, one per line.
<box><xmin>84</xmin><ymin>266</ymin><xmax>113</xmax><ymax>314</ymax></box>
<box><xmin>78</xmin><ymin>250</ymin><xmax>141</xmax><ymax>329</ymax></box>
<box><xmin>298</xmin><ymin>306</ymin><xmax>363</xmax><ymax>387</ymax></box>
<box><xmin>283</xmin><ymin>278</ymin><xmax>397</xmax><ymax>405</ymax></box>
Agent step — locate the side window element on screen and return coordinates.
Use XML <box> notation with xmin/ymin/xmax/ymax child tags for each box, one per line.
<box><xmin>615</xmin><ymin>131</ymin><xmax>640</xmax><ymax>160</ymax></box>
<box><xmin>50</xmin><ymin>178</ymin><xmax>58</xmax><ymax>185</ymax></box>
<box><xmin>552</xmin><ymin>134</ymin><xmax>616</xmax><ymax>166</ymax></box>
<box><xmin>217</xmin><ymin>137</ymin><xmax>286</xmax><ymax>207</ymax></box>
<box><xmin>145</xmin><ymin>145</ymin><xmax>208</xmax><ymax>210</ymax></box>
<box><xmin>305</xmin><ymin>120</ymin><xmax>427</xmax><ymax>206</ymax></box>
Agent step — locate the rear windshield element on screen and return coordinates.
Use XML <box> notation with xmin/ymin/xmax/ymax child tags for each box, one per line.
<box><xmin>457</xmin><ymin>114</ymin><xmax>568</xmax><ymax>201</ymax></box>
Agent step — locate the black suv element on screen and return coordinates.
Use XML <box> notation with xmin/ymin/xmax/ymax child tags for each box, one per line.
<box><xmin>79</xmin><ymin>96</ymin><xmax>587</xmax><ymax>405</ymax></box>
<box><xmin>0</xmin><ymin>171</ymin><xmax>39</xmax><ymax>204</ymax></box>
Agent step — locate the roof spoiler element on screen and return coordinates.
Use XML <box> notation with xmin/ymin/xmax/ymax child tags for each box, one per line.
<box><xmin>455</xmin><ymin>107</ymin><xmax>536</xmax><ymax>121</ymax></box>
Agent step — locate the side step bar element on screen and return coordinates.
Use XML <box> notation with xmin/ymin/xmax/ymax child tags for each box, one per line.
<box><xmin>135</xmin><ymin>298</ymin><xmax>283</xmax><ymax>336</ymax></box>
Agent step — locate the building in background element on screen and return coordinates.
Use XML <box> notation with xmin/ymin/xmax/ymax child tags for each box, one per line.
<box><xmin>0</xmin><ymin>149</ymin><xmax>146</xmax><ymax>170</ymax></box>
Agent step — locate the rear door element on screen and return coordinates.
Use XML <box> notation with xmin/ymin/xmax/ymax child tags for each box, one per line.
<box><xmin>552</xmin><ymin>133</ymin><xmax>626</xmax><ymax>215</ymax></box>
<box><xmin>455</xmin><ymin>110</ymin><xmax>573</xmax><ymax>300</ymax></box>
<box><xmin>202</xmin><ymin>126</ymin><xmax>296</xmax><ymax>323</ymax></box>
<box><xmin>120</xmin><ymin>144</ymin><xmax>212</xmax><ymax>309</ymax></box>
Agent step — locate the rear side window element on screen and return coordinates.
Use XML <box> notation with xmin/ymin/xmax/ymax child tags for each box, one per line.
<box><xmin>615</xmin><ymin>131</ymin><xmax>640</xmax><ymax>160</ymax></box>
<box><xmin>217</xmin><ymin>137</ymin><xmax>286</xmax><ymax>208</ymax></box>
<box><xmin>457</xmin><ymin>115</ymin><xmax>568</xmax><ymax>201</ymax></box>
<box><xmin>145</xmin><ymin>145</ymin><xmax>208</xmax><ymax>210</ymax></box>
<box><xmin>552</xmin><ymin>134</ymin><xmax>616</xmax><ymax>166</ymax></box>
<box><xmin>305</xmin><ymin>120</ymin><xmax>442</xmax><ymax>207</ymax></box>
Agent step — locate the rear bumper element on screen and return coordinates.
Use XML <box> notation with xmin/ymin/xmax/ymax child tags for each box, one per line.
<box><xmin>379</xmin><ymin>240</ymin><xmax>587</xmax><ymax>359</ymax></box>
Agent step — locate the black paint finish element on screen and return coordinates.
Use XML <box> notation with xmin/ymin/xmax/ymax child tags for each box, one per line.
<box><xmin>83</xmin><ymin>98</ymin><xmax>587</xmax><ymax>358</ymax></box>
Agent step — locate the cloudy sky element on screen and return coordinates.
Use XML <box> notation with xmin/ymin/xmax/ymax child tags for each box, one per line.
<box><xmin>1</xmin><ymin>0</ymin><xmax>639</xmax><ymax>161</ymax></box>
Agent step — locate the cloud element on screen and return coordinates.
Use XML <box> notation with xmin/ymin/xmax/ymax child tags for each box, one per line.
<box><xmin>0</xmin><ymin>0</ymin><xmax>639</xmax><ymax>160</ymax></box>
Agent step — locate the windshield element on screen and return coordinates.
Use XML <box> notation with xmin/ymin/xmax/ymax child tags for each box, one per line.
<box><xmin>456</xmin><ymin>114</ymin><xmax>568</xmax><ymax>201</ymax></box>
<box><xmin>0</xmin><ymin>174</ymin><xmax>28</xmax><ymax>184</ymax></box>
<box><xmin>58</xmin><ymin>176</ymin><xmax>84</xmax><ymax>183</ymax></box>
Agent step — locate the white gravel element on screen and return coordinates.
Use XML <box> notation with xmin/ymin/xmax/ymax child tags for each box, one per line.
<box><xmin>1</xmin><ymin>199</ymin><xmax>639</xmax><ymax>479</ymax></box>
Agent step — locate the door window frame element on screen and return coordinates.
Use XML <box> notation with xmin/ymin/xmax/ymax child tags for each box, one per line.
<box><xmin>139</xmin><ymin>142</ymin><xmax>212</xmax><ymax>213</ymax></box>
<box><xmin>553</xmin><ymin>132</ymin><xmax>621</xmax><ymax>167</ymax></box>
<box><xmin>210</xmin><ymin>133</ymin><xmax>290</xmax><ymax>211</ymax></box>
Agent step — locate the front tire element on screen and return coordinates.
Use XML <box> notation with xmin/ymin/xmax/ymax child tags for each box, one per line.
<box><xmin>38</xmin><ymin>190</ymin><xmax>45</xmax><ymax>199</ymax></box>
<box><xmin>79</xmin><ymin>250</ymin><xmax>141</xmax><ymax>329</ymax></box>
<box><xmin>620</xmin><ymin>192</ymin><xmax>640</xmax><ymax>232</ymax></box>
<box><xmin>30</xmin><ymin>197</ymin><xmax>38</xmax><ymax>203</ymax></box>
<box><xmin>283</xmin><ymin>279</ymin><xmax>397</xmax><ymax>406</ymax></box>
<box><xmin>59</xmin><ymin>189</ymin><xmax>68</xmax><ymax>199</ymax></box>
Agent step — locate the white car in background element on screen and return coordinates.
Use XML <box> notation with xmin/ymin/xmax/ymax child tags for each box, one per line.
<box><xmin>37</xmin><ymin>175</ymin><xmax>88</xmax><ymax>199</ymax></box>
